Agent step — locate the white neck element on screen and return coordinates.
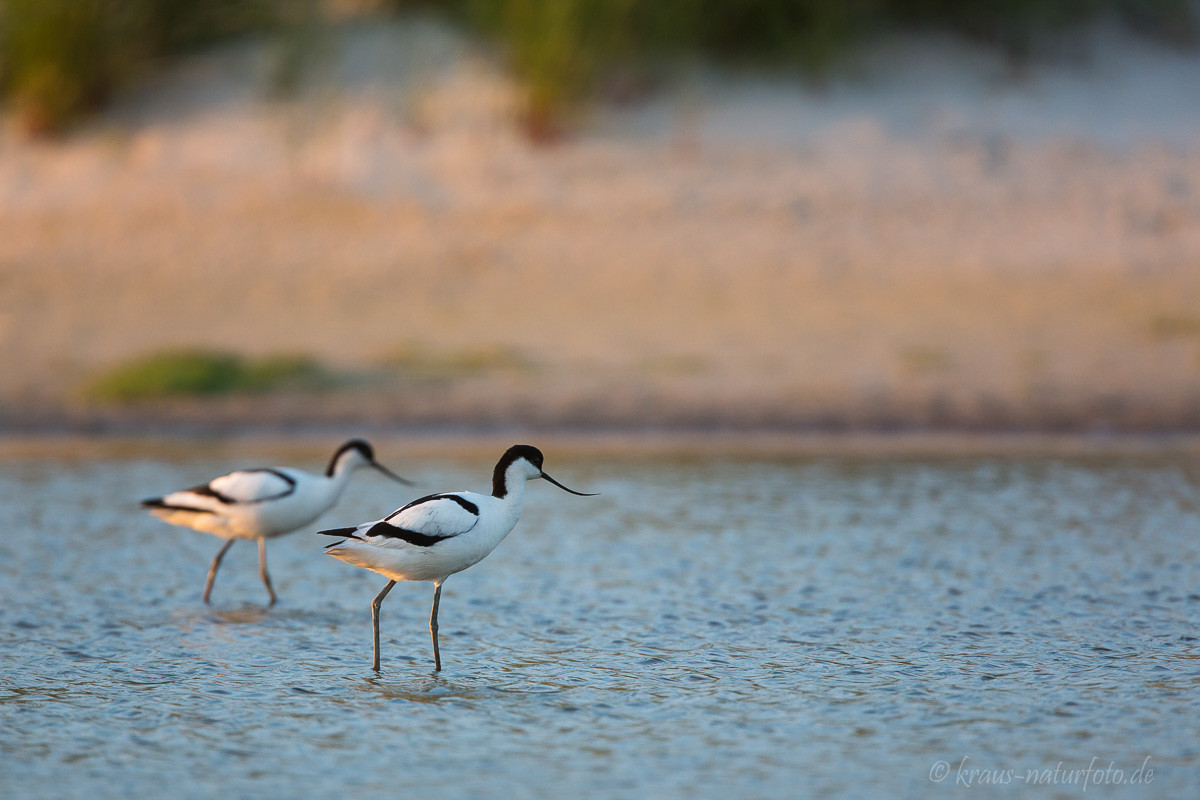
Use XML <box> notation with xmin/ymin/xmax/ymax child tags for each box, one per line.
<box><xmin>496</xmin><ymin>469</ymin><xmax>530</xmax><ymax>525</ymax></box>
<box><xmin>321</xmin><ymin>461</ymin><xmax>359</xmax><ymax>502</ymax></box>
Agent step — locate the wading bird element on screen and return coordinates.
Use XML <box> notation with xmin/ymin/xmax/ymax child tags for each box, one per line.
<box><xmin>320</xmin><ymin>444</ymin><xmax>596</xmax><ymax>671</ymax></box>
<box><xmin>143</xmin><ymin>439</ymin><xmax>410</xmax><ymax>606</ymax></box>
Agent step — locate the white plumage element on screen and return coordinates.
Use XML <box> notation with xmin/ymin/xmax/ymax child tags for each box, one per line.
<box><xmin>321</xmin><ymin>444</ymin><xmax>596</xmax><ymax>671</ymax></box>
<box><xmin>143</xmin><ymin>439</ymin><xmax>409</xmax><ymax>606</ymax></box>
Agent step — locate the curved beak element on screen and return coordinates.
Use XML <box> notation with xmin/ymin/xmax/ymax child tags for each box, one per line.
<box><xmin>372</xmin><ymin>461</ymin><xmax>414</xmax><ymax>486</ymax></box>
<box><xmin>540</xmin><ymin>471</ymin><xmax>598</xmax><ymax>496</ymax></box>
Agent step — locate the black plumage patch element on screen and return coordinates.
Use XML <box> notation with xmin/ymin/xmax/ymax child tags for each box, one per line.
<box><xmin>327</xmin><ymin>439</ymin><xmax>374</xmax><ymax>477</ymax></box>
<box><xmin>392</xmin><ymin>493</ymin><xmax>480</xmax><ymax>517</ymax></box>
<box><xmin>319</xmin><ymin>526</ymin><xmax>362</xmax><ymax>549</ymax></box>
<box><xmin>188</xmin><ymin>482</ymin><xmax>237</xmax><ymax>505</ymax></box>
<box><xmin>317</xmin><ymin>527</ymin><xmax>360</xmax><ymax>538</ymax></box>
<box><xmin>366</xmin><ymin>521</ymin><xmax>453</xmax><ymax>547</ymax></box>
<box><xmin>141</xmin><ymin>498</ymin><xmax>215</xmax><ymax>515</ymax></box>
<box><xmin>492</xmin><ymin>445</ymin><xmax>544</xmax><ymax>498</ymax></box>
<box><xmin>255</xmin><ymin>469</ymin><xmax>297</xmax><ymax>501</ymax></box>
<box><xmin>190</xmin><ymin>468</ymin><xmax>297</xmax><ymax>505</ymax></box>
<box><xmin>442</xmin><ymin>494</ymin><xmax>480</xmax><ymax>515</ymax></box>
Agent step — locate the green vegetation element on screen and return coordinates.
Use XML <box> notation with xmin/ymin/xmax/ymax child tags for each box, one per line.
<box><xmin>85</xmin><ymin>349</ymin><xmax>329</xmax><ymax>402</ymax></box>
<box><xmin>0</xmin><ymin>0</ymin><xmax>280</xmax><ymax>134</ymax></box>
<box><xmin>82</xmin><ymin>344</ymin><xmax>539</xmax><ymax>403</ymax></box>
<box><xmin>436</xmin><ymin>0</ymin><xmax>876</xmax><ymax>136</ymax></box>
<box><xmin>1</xmin><ymin>0</ymin><xmax>1194</xmax><ymax>135</ymax></box>
<box><xmin>421</xmin><ymin>0</ymin><xmax>1196</xmax><ymax>133</ymax></box>
<box><xmin>1</xmin><ymin>1</ymin><xmax>111</xmax><ymax>134</ymax></box>
<box><xmin>454</xmin><ymin>0</ymin><xmax>641</xmax><ymax>138</ymax></box>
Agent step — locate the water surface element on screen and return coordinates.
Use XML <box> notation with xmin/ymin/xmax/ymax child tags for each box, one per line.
<box><xmin>2</xmin><ymin>442</ymin><xmax>1198</xmax><ymax>798</ymax></box>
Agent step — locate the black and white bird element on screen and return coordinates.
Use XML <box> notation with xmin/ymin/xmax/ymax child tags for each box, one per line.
<box><xmin>320</xmin><ymin>444</ymin><xmax>596</xmax><ymax>671</ymax></box>
<box><xmin>142</xmin><ymin>439</ymin><xmax>410</xmax><ymax>606</ymax></box>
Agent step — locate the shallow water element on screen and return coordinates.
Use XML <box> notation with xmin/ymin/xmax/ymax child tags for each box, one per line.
<box><xmin>2</xmin><ymin>443</ymin><xmax>1199</xmax><ymax>798</ymax></box>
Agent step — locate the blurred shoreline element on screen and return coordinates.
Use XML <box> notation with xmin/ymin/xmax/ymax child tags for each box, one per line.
<box><xmin>3</xmin><ymin>21</ymin><xmax>1200</xmax><ymax>436</ymax></box>
<box><xmin>6</xmin><ymin>428</ymin><xmax>1200</xmax><ymax>462</ymax></box>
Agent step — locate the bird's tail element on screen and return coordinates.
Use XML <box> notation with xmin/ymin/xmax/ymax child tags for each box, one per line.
<box><xmin>318</xmin><ymin>526</ymin><xmax>362</xmax><ymax>549</ymax></box>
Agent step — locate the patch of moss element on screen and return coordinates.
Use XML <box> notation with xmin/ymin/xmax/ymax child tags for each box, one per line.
<box><xmin>85</xmin><ymin>349</ymin><xmax>330</xmax><ymax>402</ymax></box>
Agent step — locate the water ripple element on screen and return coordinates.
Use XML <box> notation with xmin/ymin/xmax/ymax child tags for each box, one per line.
<box><xmin>2</xmin><ymin>452</ymin><xmax>1200</xmax><ymax>797</ymax></box>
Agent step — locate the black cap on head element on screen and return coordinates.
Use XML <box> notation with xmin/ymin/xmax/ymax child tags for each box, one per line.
<box><xmin>493</xmin><ymin>445</ymin><xmax>543</xmax><ymax>496</ymax></box>
<box><xmin>506</xmin><ymin>444</ymin><xmax>544</xmax><ymax>469</ymax></box>
<box><xmin>326</xmin><ymin>438</ymin><xmax>375</xmax><ymax>476</ymax></box>
<box><xmin>492</xmin><ymin>444</ymin><xmax>596</xmax><ymax>497</ymax></box>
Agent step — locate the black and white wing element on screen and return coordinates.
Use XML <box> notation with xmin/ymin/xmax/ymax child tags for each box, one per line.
<box><xmin>320</xmin><ymin>493</ymin><xmax>480</xmax><ymax>547</ymax></box>
<box><xmin>192</xmin><ymin>468</ymin><xmax>297</xmax><ymax>505</ymax></box>
<box><xmin>144</xmin><ymin>468</ymin><xmax>297</xmax><ymax>512</ymax></box>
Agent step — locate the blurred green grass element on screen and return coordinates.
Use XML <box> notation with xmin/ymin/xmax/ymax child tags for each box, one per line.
<box><xmin>399</xmin><ymin>0</ymin><xmax>1198</xmax><ymax>133</ymax></box>
<box><xmin>1</xmin><ymin>0</ymin><xmax>1194</xmax><ymax>135</ymax></box>
<box><xmin>83</xmin><ymin>344</ymin><xmax>540</xmax><ymax>403</ymax></box>
<box><xmin>85</xmin><ymin>349</ymin><xmax>331</xmax><ymax>402</ymax></box>
<box><xmin>0</xmin><ymin>0</ymin><xmax>280</xmax><ymax>134</ymax></box>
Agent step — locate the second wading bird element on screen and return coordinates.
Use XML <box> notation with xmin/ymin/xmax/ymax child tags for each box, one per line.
<box><xmin>320</xmin><ymin>444</ymin><xmax>596</xmax><ymax>671</ymax></box>
<box><xmin>142</xmin><ymin>439</ymin><xmax>410</xmax><ymax>606</ymax></box>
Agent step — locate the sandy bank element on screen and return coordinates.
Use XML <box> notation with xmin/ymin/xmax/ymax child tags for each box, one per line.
<box><xmin>3</xmin><ymin>21</ymin><xmax>1200</xmax><ymax>433</ymax></box>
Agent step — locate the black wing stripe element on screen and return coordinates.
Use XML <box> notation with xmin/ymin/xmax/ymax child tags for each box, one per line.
<box><xmin>367</xmin><ymin>521</ymin><xmax>453</xmax><ymax>547</ymax></box>
<box><xmin>188</xmin><ymin>482</ymin><xmax>236</xmax><ymax>504</ymax></box>
<box><xmin>389</xmin><ymin>493</ymin><xmax>480</xmax><ymax>519</ymax></box>
<box><xmin>142</xmin><ymin>498</ymin><xmax>216</xmax><ymax>515</ymax></box>
<box><xmin>190</xmin><ymin>468</ymin><xmax>297</xmax><ymax>505</ymax></box>
<box><xmin>264</xmin><ymin>469</ymin><xmax>299</xmax><ymax>494</ymax></box>
<box><xmin>441</xmin><ymin>494</ymin><xmax>480</xmax><ymax>515</ymax></box>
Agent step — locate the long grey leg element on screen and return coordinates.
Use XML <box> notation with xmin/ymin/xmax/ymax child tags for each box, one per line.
<box><xmin>257</xmin><ymin>537</ymin><xmax>277</xmax><ymax>607</ymax></box>
<box><xmin>371</xmin><ymin>580</ymin><xmax>397</xmax><ymax>671</ymax></box>
<box><xmin>202</xmin><ymin>539</ymin><xmax>235</xmax><ymax>604</ymax></box>
<box><xmin>430</xmin><ymin>582</ymin><xmax>443</xmax><ymax>672</ymax></box>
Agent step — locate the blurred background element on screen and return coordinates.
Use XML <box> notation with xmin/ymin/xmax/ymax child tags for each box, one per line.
<box><xmin>3</xmin><ymin>0</ymin><xmax>1200</xmax><ymax>434</ymax></box>
<box><xmin>6</xmin><ymin>10</ymin><xmax>1200</xmax><ymax>795</ymax></box>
